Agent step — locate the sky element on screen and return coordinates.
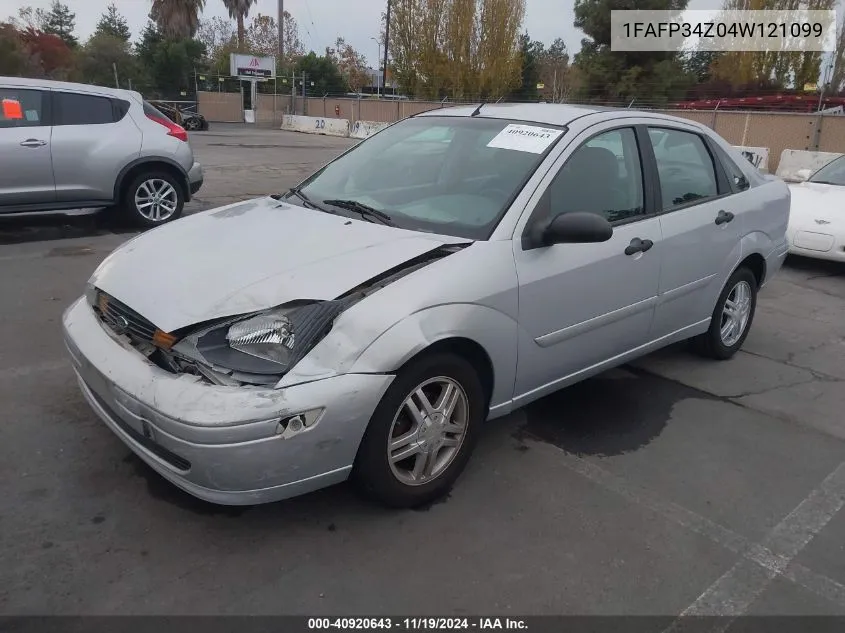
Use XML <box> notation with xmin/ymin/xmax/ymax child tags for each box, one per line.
<box><xmin>5</xmin><ymin>0</ymin><xmax>729</xmax><ymax>65</ymax></box>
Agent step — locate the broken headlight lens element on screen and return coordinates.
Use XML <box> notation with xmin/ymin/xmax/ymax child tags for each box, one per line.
<box><xmin>184</xmin><ymin>301</ymin><xmax>344</xmax><ymax>376</ymax></box>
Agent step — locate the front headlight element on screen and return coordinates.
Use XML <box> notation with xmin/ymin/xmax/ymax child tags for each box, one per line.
<box><xmin>174</xmin><ymin>301</ymin><xmax>344</xmax><ymax>376</ymax></box>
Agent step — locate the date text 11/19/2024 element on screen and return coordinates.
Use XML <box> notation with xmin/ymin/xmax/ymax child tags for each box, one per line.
<box><xmin>307</xmin><ymin>618</ymin><xmax>529</xmax><ymax>630</ymax></box>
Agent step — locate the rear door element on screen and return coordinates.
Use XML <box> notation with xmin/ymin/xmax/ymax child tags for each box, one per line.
<box><xmin>0</xmin><ymin>86</ymin><xmax>55</xmax><ymax>206</ymax></box>
<box><xmin>50</xmin><ymin>91</ymin><xmax>139</xmax><ymax>203</ymax></box>
<box><xmin>644</xmin><ymin>124</ymin><xmax>743</xmax><ymax>339</ymax></box>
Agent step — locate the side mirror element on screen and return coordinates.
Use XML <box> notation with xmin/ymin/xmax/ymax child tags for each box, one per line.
<box><xmin>795</xmin><ymin>168</ymin><xmax>813</xmax><ymax>181</ymax></box>
<box><xmin>535</xmin><ymin>212</ymin><xmax>613</xmax><ymax>248</ymax></box>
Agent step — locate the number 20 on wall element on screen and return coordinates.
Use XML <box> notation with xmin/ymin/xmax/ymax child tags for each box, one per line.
<box><xmin>315</xmin><ymin>119</ymin><xmax>326</xmax><ymax>129</ymax></box>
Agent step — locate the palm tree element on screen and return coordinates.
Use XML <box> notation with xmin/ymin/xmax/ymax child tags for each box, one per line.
<box><xmin>151</xmin><ymin>0</ymin><xmax>206</xmax><ymax>39</ymax></box>
<box><xmin>221</xmin><ymin>0</ymin><xmax>257</xmax><ymax>51</ymax></box>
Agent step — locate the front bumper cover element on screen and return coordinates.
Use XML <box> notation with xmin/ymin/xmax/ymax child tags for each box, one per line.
<box><xmin>62</xmin><ymin>297</ymin><xmax>393</xmax><ymax>505</ymax></box>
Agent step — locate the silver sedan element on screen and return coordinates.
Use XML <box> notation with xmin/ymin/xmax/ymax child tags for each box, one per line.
<box><xmin>63</xmin><ymin>104</ymin><xmax>791</xmax><ymax>508</ymax></box>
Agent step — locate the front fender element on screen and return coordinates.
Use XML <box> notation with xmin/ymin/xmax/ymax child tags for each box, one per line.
<box><xmin>279</xmin><ymin>303</ymin><xmax>519</xmax><ymax>416</ymax></box>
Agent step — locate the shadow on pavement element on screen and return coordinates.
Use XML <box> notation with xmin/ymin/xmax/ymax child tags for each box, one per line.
<box><xmin>0</xmin><ymin>209</ymin><xmax>136</xmax><ymax>246</ymax></box>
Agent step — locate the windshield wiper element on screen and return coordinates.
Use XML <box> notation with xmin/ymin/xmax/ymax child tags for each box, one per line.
<box><xmin>808</xmin><ymin>180</ymin><xmax>840</xmax><ymax>186</ymax></box>
<box><xmin>280</xmin><ymin>187</ymin><xmax>343</xmax><ymax>216</ymax></box>
<box><xmin>322</xmin><ymin>199</ymin><xmax>396</xmax><ymax>226</ymax></box>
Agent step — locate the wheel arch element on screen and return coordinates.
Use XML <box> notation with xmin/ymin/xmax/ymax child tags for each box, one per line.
<box><xmin>115</xmin><ymin>157</ymin><xmax>191</xmax><ymax>203</ymax></box>
<box><xmin>344</xmin><ymin>303</ymin><xmax>519</xmax><ymax>419</ymax></box>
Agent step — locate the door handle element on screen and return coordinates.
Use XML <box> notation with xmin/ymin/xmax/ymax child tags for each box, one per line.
<box><xmin>20</xmin><ymin>139</ymin><xmax>47</xmax><ymax>148</ymax></box>
<box><xmin>625</xmin><ymin>238</ymin><xmax>654</xmax><ymax>256</ymax></box>
<box><xmin>715</xmin><ymin>210</ymin><xmax>735</xmax><ymax>225</ymax></box>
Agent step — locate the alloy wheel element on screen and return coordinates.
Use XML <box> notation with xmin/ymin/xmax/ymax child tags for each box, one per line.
<box><xmin>134</xmin><ymin>179</ymin><xmax>179</xmax><ymax>222</ymax></box>
<box><xmin>720</xmin><ymin>280</ymin><xmax>753</xmax><ymax>347</ymax></box>
<box><xmin>387</xmin><ymin>377</ymin><xmax>469</xmax><ymax>486</ymax></box>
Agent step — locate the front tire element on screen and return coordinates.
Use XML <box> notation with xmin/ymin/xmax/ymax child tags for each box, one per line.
<box><xmin>122</xmin><ymin>171</ymin><xmax>185</xmax><ymax>228</ymax></box>
<box><xmin>691</xmin><ymin>266</ymin><xmax>758</xmax><ymax>360</ymax></box>
<box><xmin>352</xmin><ymin>353</ymin><xmax>486</xmax><ymax>509</ymax></box>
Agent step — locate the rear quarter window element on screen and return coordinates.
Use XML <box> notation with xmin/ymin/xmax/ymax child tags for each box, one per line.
<box><xmin>55</xmin><ymin>92</ymin><xmax>119</xmax><ymax>126</ymax></box>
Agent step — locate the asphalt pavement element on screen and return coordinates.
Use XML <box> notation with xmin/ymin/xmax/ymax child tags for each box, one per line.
<box><xmin>1</xmin><ymin>125</ymin><xmax>844</xmax><ymax>621</ymax></box>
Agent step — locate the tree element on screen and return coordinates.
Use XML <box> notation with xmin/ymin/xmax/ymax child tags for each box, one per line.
<box><xmin>151</xmin><ymin>0</ymin><xmax>206</xmax><ymax>40</ymax></box>
<box><xmin>196</xmin><ymin>16</ymin><xmax>236</xmax><ymax>73</ymax></box>
<box><xmin>539</xmin><ymin>38</ymin><xmax>571</xmax><ymax>102</ymax></box>
<box><xmin>510</xmin><ymin>34</ymin><xmax>542</xmax><ymax>101</ymax></box>
<box><xmin>0</xmin><ymin>24</ymin><xmax>41</xmax><ymax>76</ymax></box>
<box><xmin>295</xmin><ymin>51</ymin><xmax>346</xmax><ymax>94</ymax></box>
<box><xmin>42</xmin><ymin>1</ymin><xmax>77</xmax><ymax>48</ymax></box>
<box><xmin>328</xmin><ymin>37</ymin><xmax>369</xmax><ymax>93</ymax></box>
<box><xmin>708</xmin><ymin>0</ymin><xmax>836</xmax><ymax>91</ymax></box>
<box><xmin>95</xmin><ymin>3</ymin><xmax>131</xmax><ymax>42</ymax></box>
<box><xmin>829</xmin><ymin>19</ymin><xmax>845</xmax><ymax>93</ymax></box>
<box><xmin>11</xmin><ymin>6</ymin><xmax>48</xmax><ymax>32</ymax></box>
<box><xmin>572</xmin><ymin>0</ymin><xmax>692</xmax><ymax>105</ymax></box>
<box><xmin>19</xmin><ymin>28</ymin><xmax>75</xmax><ymax>78</ymax></box>
<box><xmin>79</xmin><ymin>33</ymin><xmax>140</xmax><ymax>88</ymax></box>
<box><xmin>388</xmin><ymin>0</ymin><xmax>526</xmax><ymax>99</ymax></box>
<box><xmin>280</xmin><ymin>10</ymin><xmax>304</xmax><ymax>70</ymax></box>
<box><xmin>246</xmin><ymin>13</ymin><xmax>278</xmax><ymax>56</ymax></box>
<box><xmin>221</xmin><ymin>0</ymin><xmax>257</xmax><ymax>52</ymax></box>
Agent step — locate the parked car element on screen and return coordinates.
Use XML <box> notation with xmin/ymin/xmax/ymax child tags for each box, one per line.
<box><xmin>0</xmin><ymin>77</ymin><xmax>203</xmax><ymax>227</ymax></box>
<box><xmin>150</xmin><ymin>100</ymin><xmax>209</xmax><ymax>131</ymax></box>
<box><xmin>63</xmin><ymin>104</ymin><xmax>790</xmax><ymax>509</ymax></box>
<box><xmin>786</xmin><ymin>155</ymin><xmax>845</xmax><ymax>262</ymax></box>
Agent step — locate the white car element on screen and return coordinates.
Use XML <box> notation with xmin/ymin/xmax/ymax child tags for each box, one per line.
<box><xmin>786</xmin><ymin>156</ymin><xmax>845</xmax><ymax>263</ymax></box>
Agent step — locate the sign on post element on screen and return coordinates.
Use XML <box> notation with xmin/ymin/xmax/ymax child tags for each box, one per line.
<box><xmin>229</xmin><ymin>54</ymin><xmax>276</xmax><ymax>79</ymax></box>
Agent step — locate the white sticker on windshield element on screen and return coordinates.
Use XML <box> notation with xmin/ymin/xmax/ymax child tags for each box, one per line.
<box><xmin>487</xmin><ymin>124</ymin><xmax>563</xmax><ymax>154</ymax></box>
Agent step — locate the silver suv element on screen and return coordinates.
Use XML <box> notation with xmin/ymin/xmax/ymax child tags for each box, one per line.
<box><xmin>0</xmin><ymin>77</ymin><xmax>203</xmax><ymax>227</ymax></box>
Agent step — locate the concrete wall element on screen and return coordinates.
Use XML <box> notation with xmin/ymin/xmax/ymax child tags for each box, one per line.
<box><xmin>198</xmin><ymin>92</ymin><xmax>845</xmax><ymax>172</ymax></box>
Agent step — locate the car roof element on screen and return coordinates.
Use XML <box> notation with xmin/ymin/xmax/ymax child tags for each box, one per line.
<box><xmin>415</xmin><ymin>102</ymin><xmax>709</xmax><ymax>131</ymax></box>
<box><xmin>0</xmin><ymin>75</ymin><xmax>138</xmax><ymax>101</ymax></box>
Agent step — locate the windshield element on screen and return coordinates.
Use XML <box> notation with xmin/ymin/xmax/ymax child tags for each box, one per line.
<box><xmin>295</xmin><ymin>116</ymin><xmax>566</xmax><ymax>239</ymax></box>
<box><xmin>808</xmin><ymin>155</ymin><xmax>845</xmax><ymax>186</ymax></box>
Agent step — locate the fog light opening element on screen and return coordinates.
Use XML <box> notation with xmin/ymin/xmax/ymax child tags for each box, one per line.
<box><xmin>275</xmin><ymin>408</ymin><xmax>325</xmax><ymax>439</ymax></box>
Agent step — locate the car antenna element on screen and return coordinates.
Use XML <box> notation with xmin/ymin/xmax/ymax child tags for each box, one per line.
<box><xmin>470</xmin><ymin>102</ymin><xmax>486</xmax><ymax>117</ymax></box>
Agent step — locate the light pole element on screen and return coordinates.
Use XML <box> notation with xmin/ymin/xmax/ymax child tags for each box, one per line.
<box><xmin>371</xmin><ymin>37</ymin><xmax>381</xmax><ymax>98</ymax></box>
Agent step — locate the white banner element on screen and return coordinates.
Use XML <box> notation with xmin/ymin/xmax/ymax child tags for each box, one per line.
<box><xmin>230</xmin><ymin>54</ymin><xmax>276</xmax><ymax>79</ymax></box>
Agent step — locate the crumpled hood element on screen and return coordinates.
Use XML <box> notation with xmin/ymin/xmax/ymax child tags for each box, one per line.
<box><xmin>788</xmin><ymin>182</ymin><xmax>845</xmax><ymax>231</ymax></box>
<box><xmin>91</xmin><ymin>197</ymin><xmax>466</xmax><ymax>332</ymax></box>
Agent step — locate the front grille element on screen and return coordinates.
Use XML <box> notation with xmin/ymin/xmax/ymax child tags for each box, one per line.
<box><xmin>94</xmin><ymin>291</ymin><xmax>159</xmax><ymax>344</ymax></box>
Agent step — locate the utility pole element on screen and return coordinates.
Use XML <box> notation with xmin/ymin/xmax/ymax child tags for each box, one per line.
<box><xmin>382</xmin><ymin>0</ymin><xmax>391</xmax><ymax>94</ymax></box>
<box><xmin>278</xmin><ymin>0</ymin><xmax>284</xmax><ymax>71</ymax></box>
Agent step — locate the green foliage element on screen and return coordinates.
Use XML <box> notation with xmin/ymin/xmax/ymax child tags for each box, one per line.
<box><xmin>42</xmin><ymin>1</ymin><xmax>77</xmax><ymax>48</ymax></box>
<box><xmin>295</xmin><ymin>52</ymin><xmax>346</xmax><ymax>95</ymax></box>
<box><xmin>0</xmin><ymin>23</ymin><xmax>40</xmax><ymax>76</ymax></box>
<box><xmin>510</xmin><ymin>34</ymin><xmax>543</xmax><ymax>101</ymax></box>
<box><xmin>78</xmin><ymin>33</ymin><xmax>140</xmax><ymax>89</ymax></box>
<box><xmin>572</xmin><ymin>0</ymin><xmax>693</xmax><ymax>104</ymax></box>
<box><xmin>95</xmin><ymin>3</ymin><xmax>131</xmax><ymax>42</ymax></box>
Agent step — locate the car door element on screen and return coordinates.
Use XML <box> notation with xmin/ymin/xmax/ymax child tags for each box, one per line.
<box><xmin>0</xmin><ymin>86</ymin><xmax>55</xmax><ymax>207</ymax></box>
<box><xmin>511</xmin><ymin>124</ymin><xmax>662</xmax><ymax>405</ymax></box>
<box><xmin>644</xmin><ymin>125</ymin><xmax>742</xmax><ymax>339</ymax></box>
<box><xmin>50</xmin><ymin>90</ymin><xmax>138</xmax><ymax>203</ymax></box>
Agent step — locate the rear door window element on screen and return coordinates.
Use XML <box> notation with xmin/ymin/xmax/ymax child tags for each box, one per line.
<box><xmin>647</xmin><ymin>127</ymin><xmax>719</xmax><ymax>210</ymax></box>
<box><xmin>0</xmin><ymin>88</ymin><xmax>48</xmax><ymax>128</ymax></box>
<box><xmin>55</xmin><ymin>92</ymin><xmax>117</xmax><ymax>126</ymax></box>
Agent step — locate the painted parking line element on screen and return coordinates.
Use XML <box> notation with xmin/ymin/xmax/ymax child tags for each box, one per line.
<box><xmin>666</xmin><ymin>461</ymin><xmax>845</xmax><ymax>629</ymax></box>
<box><xmin>520</xmin><ymin>430</ymin><xmax>845</xmax><ymax>618</ymax></box>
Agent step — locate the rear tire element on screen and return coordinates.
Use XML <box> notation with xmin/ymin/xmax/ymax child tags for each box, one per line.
<box><xmin>691</xmin><ymin>266</ymin><xmax>758</xmax><ymax>360</ymax></box>
<box><xmin>352</xmin><ymin>353</ymin><xmax>486</xmax><ymax>509</ymax></box>
<box><xmin>121</xmin><ymin>171</ymin><xmax>185</xmax><ymax>229</ymax></box>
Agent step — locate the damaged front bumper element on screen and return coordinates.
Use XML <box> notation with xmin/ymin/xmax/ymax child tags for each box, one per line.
<box><xmin>62</xmin><ymin>297</ymin><xmax>394</xmax><ymax>505</ymax></box>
